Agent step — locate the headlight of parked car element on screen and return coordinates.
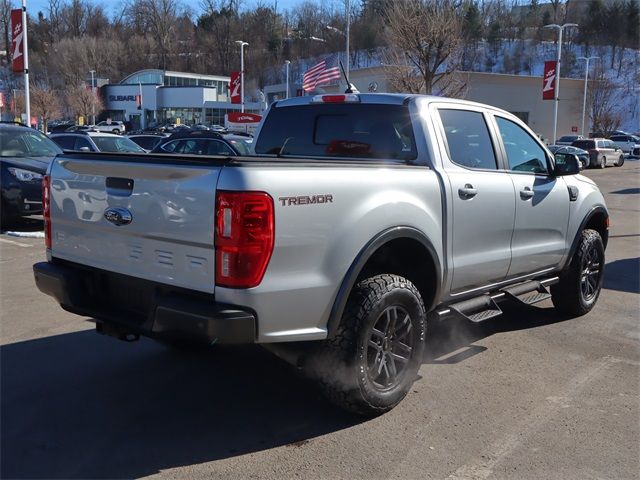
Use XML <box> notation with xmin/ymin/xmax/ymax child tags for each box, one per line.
<box><xmin>7</xmin><ymin>168</ymin><xmax>43</xmax><ymax>182</ymax></box>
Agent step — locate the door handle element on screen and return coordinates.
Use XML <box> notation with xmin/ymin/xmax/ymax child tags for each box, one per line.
<box><xmin>520</xmin><ymin>187</ymin><xmax>535</xmax><ymax>199</ymax></box>
<box><xmin>458</xmin><ymin>184</ymin><xmax>477</xmax><ymax>199</ymax></box>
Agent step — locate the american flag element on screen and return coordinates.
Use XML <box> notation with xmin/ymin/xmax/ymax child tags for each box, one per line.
<box><xmin>302</xmin><ymin>54</ymin><xmax>341</xmax><ymax>92</ymax></box>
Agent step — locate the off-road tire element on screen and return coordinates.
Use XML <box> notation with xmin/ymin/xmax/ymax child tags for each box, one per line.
<box><xmin>616</xmin><ymin>155</ymin><xmax>624</xmax><ymax>167</ymax></box>
<box><xmin>551</xmin><ymin>229</ymin><xmax>604</xmax><ymax>316</ymax></box>
<box><xmin>308</xmin><ymin>274</ymin><xmax>426</xmax><ymax>416</ymax></box>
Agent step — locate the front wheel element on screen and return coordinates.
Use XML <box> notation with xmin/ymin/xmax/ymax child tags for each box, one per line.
<box><xmin>616</xmin><ymin>155</ymin><xmax>624</xmax><ymax>167</ymax></box>
<box><xmin>551</xmin><ymin>229</ymin><xmax>605</xmax><ymax>316</ymax></box>
<box><xmin>112</xmin><ymin>129</ymin><xmax>120</xmax><ymax>135</ymax></box>
<box><xmin>599</xmin><ymin>156</ymin><xmax>606</xmax><ymax>169</ymax></box>
<box><xmin>309</xmin><ymin>274</ymin><xmax>426</xmax><ymax>416</ymax></box>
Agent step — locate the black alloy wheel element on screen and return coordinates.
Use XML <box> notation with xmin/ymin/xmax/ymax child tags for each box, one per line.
<box><xmin>366</xmin><ymin>305</ymin><xmax>415</xmax><ymax>391</ymax></box>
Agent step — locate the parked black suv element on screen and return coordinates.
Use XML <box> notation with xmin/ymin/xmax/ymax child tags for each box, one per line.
<box><xmin>150</xmin><ymin>130</ymin><xmax>253</xmax><ymax>156</ymax></box>
<box><xmin>0</xmin><ymin>122</ymin><xmax>62</xmax><ymax>225</ymax></box>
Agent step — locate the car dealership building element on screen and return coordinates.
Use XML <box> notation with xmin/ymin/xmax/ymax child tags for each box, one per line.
<box><xmin>264</xmin><ymin>66</ymin><xmax>586</xmax><ymax>143</ymax></box>
<box><xmin>101</xmin><ymin>69</ymin><xmax>262</xmax><ymax>130</ymax></box>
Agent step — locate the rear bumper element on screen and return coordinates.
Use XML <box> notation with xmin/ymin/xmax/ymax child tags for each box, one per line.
<box><xmin>33</xmin><ymin>260</ymin><xmax>256</xmax><ymax>344</ymax></box>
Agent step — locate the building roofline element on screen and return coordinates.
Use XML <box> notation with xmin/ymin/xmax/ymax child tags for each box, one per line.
<box><xmin>119</xmin><ymin>69</ymin><xmax>230</xmax><ymax>85</ymax></box>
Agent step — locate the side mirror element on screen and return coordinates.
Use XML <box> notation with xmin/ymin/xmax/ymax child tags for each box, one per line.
<box><xmin>79</xmin><ymin>146</ymin><xmax>91</xmax><ymax>152</ymax></box>
<box><xmin>554</xmin><ymin>153</ymin><xmax>581</xmax><ymax>175</ymax></box>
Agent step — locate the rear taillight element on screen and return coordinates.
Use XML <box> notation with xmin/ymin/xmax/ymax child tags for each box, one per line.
<box><xmin>215</xmin><ymin>191</ymin><xmax>274</xmax><ymax>288</ymax></box>
<box><xmin>42</xmin><ymin>175</ymin><xmax>51</xmax><ymax>249</ymax></box>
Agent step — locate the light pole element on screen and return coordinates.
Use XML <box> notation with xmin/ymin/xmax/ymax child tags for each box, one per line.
<box><xmin>89</xmin><ymin>69</ymin><xmax>96</xmax><ymax>125</ymax></box>
<box><xmin>284</xmin><ymin>60</ymin><xmax>290</xmax><ymax>99</ymax></box>
<box><xmin>235</xmin><ymin>40</ymin><xmax>248</xmax><ymax>113</ymax></box>
<box><xmin>326</xmin><ymin>0</ymin><xmax>350</xmax><ymax>81</ymax></box>
<box><xmin>544</xmin><ymin>23</ymin><xmax>578</xmax><ymax>144</ymax></box>
<box><xmin>577</xmin><ymin>56</ymin><xmax>598</xmax><ymax>137</ymax></box>
<box><xmin>22</xmin><ymin>0</ymin><xmax>30</xmax><ymax>127</ymax></box>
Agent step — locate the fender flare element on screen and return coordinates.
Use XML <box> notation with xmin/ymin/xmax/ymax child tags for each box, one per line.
<box><xmin>326</xmin><ymin>226</ymin><xmax>442</xmax><ymax>337</ymax></box>
<box><xmin>562</xmin><ymin>205</ymin><xmax>609</xmax><ymax>271</ymax></box>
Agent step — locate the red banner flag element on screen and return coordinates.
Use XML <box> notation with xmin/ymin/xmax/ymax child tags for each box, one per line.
<box><xmin>230</xmin><ymin>71</ymin><xmax>241</xmax><ymax>104</ymax></box>
<box><xmin>11</xmin><ymin>9</ymin><xmax>24</xmax><ymax>73</ymax></box>
<box><xmin>542</xmin><ymin>61</ymin><xmax>557</xmax><ymax>100</ymax></box>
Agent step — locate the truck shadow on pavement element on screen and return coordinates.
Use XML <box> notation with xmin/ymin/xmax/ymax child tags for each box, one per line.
<box><xmin>603</xmin><ymin>257</ymin><xmax>640</xmax><ymax>294</ymax></box>
<box><xmin>0</xmin><ymin>304</ymin><xmax>600</xmax><ymax>479</ymax></box>
<box><xmin>1</xmin><ymin>332</ymin><xmax>359</xmax><ymax>479</ymax></box>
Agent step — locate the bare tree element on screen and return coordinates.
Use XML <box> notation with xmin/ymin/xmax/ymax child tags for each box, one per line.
<box><xmin>31</xmin><ymin>84</ymin><xmax>62</xmax><ymax>132</ymax></box>
<box><xmin>126</xmin><ymin>0</ymin><xmax>181</xmax><ymax>70</ymax></box>
<box><xmin>588</xmin><ymin>66</ymin><xmax>623</xmax><ymax>136</ymax></box>
<box><xmin>65</xmin><ymin>85</ymin><xmax>103</xmax><ymax>124</ymax></box>
<box><xmin>197</xmin><ymin>0</ymin><xmax>238</xmax><ymax>74</ymax></box>
<box><xmin>0</xmin><ymin>0</ymin><xmax>11</xmax><ymax>65</ymax></box>
<box><xmin>383</xmin><ymin>0</ymin><xmax>464</xmax><ymax>96</ymax></box>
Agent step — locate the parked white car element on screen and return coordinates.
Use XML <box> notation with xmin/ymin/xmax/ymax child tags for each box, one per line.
<box><xmin>609</xmin><ymin>134</ymin><xmax>640</xmax><ymax>156</ymax></box>
<box><xmin>92</xmin><ymin>121</ymin><xmax>126</xmax><ymax>135</ymax></box>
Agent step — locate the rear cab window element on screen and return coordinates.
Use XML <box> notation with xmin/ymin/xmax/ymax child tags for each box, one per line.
<box><xmin>254</xmin><ymin>103</ymin><xmax>417</xmax><ymax>161</ymax></box>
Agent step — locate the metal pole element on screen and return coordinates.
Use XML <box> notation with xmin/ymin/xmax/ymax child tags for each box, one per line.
<box><xmin>241</xmin><ymin>43</ymin><xmax>245</xmax><ymax>113</ymax></box>
<box><xmin>545</xmin><ymin>23</ymin><xmax>577</xmax><ymax>144</ymax></box>
<box><xmin>90</xmin><ymin>70</ymin><xmax>96</xmax><ymax>125</ymax></box>
<box><xmin>552</xmin><ymin>26</ymin><xmax>562</xmax><ymax>145</ymax></box>
<box><xmin>22</xmin><ymin>0</ymin><xmax>30</xmax><ymax>127</ymax></box>
<box><xmin>345</xmin><ymin>0</ymin><xmax>350</xmax><ymax>81</ymax></box>
<box><xmin>578</xmin><ymin>56</ymin><xmax>597</xmax><ymax>137</ymax></box>
<box><xmin>285</xmin><ymin>60</ymin><xmax>290</xmax><ymax>99</ymax></box>
<box><xmin>581</xmin><ymin>58</ymin><xmax>588</xmax><ymax>137</ymax></box>
<box><xmin>235</xmin><ymin>41</ymin><xmax>248</xmax><ymax>113</ymax></box>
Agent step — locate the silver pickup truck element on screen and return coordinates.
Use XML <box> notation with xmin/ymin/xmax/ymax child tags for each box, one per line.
<box><xmin>33</xmin><ymin>94</ymin><xmax>609</xmax><ymax>415</ymax></box>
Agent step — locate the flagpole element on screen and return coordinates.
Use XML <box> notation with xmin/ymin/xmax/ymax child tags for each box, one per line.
<box><xmin>22</xmin><ymin>0</ymin><xmax>30</xmax><ymax>127</ymax></box>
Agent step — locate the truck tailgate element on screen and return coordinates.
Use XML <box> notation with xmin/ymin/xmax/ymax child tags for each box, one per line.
<box><xmin>48</xmin><ymin>154</ymin><xmax>223</xmax><ymax>294</ymax></box>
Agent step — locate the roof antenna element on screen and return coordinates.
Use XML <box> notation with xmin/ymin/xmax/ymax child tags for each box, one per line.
<box><xmin>339</xmin><ymin>60</ymin><xmax>359</xmax><ymax>94</ymax></box>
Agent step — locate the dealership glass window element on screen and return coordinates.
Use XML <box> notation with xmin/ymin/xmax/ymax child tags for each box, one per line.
<box><xmin>101</xmin><ymin>110</ymin><xmax>125</xmax><ymax>122</ymax></box>
<box><xmin>205</xmin><ymin>108</ymin><xmax>226</xmax><ymax>126</ymax></box>
<box><xmin>121</xmin><ymin>71</ymin><xmax>163</xmax><ymax>85</ymax></box>
<box><xmin>159</xmin><ymin>108</ymin><xmax>204</xmax><ymax>124</ymax></box>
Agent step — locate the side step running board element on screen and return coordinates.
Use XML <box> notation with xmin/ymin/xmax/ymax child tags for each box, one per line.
<box><xmin>500</xmin><ymin>280</ymin><xmax>553</xmax><ymax>306</ymax></box>
<box><xmin>448</xmin><ymin>295</ymin><xmax>502</xmax><ymax>323</ymax></box>
<box><xmin>436</xmin><ymin>276</ymin><xmax>560</xmax><ymax>323</ymax></box>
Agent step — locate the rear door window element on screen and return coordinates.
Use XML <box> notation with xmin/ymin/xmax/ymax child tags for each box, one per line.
<box><xmin>52</xmin><ymin>135</ymin><xmax>76</xmax><ymax>150</ymax></box>
<box><xmin>254</xmin><ymin>103</ymin><xmax>416</xmax><ymax>161</ymax></box>
<box><xmin>75</xmin><ymin>137</ymin><xmax>94</xmax><ymax>151</ymax></box>
<box><xmin>438</xmin><ymin>109</ymin><xmax>498</xmax><ymax>170</ymax></box>
<box><xmin>573</xmin><ymin>140</ymin><xmax>594</xmax><ymax>150</ymax></box>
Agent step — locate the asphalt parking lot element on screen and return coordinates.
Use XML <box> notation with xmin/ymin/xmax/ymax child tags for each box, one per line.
<box><xmin>1</xmin><ymin>162</ymin><xmax>638</xmax><ymax>480</ymax></box>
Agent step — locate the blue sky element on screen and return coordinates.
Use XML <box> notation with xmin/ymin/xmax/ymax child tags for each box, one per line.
<box><xmin>25</xmin><ymin>0</ymin><xmax>316</xmax><ymax>18</ymax></box>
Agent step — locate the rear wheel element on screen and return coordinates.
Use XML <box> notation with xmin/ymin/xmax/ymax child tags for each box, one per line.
<box><xmin>599</xmin><ymin>156</ymin><xmax>606</xmax><ymax>168</ymax></box>
<box><xmin>615</xmin><ymin>155</ymin><xmax>624</xmax><ymax>167</ymax></box>
<box><xmin>551</xmin><ymin>229</ymin><xmax>604</xmax><ymax>316</ymax></box>
<box><xmin>309</xmin><ymin>274</ymin><xmax>426</xmax><ymax>416</ymax></box>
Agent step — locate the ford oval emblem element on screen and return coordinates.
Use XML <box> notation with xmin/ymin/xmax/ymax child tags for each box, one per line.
<box><xmin>104</xmin><ymin>207</ymin><xmax>132</xmax><ymax>226</ymax></box>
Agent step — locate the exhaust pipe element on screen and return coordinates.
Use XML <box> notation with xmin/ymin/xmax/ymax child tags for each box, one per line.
<box><xmin>96</xmin><ymin>321</ymin><xmax>140</xmax><ymax>342</ymax></box>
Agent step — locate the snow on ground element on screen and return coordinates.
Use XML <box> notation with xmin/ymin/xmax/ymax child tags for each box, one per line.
<box><xmin>5</xmin><ymin>231</ymin><xmax>45</xmax><ymax>238</ymax></box>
